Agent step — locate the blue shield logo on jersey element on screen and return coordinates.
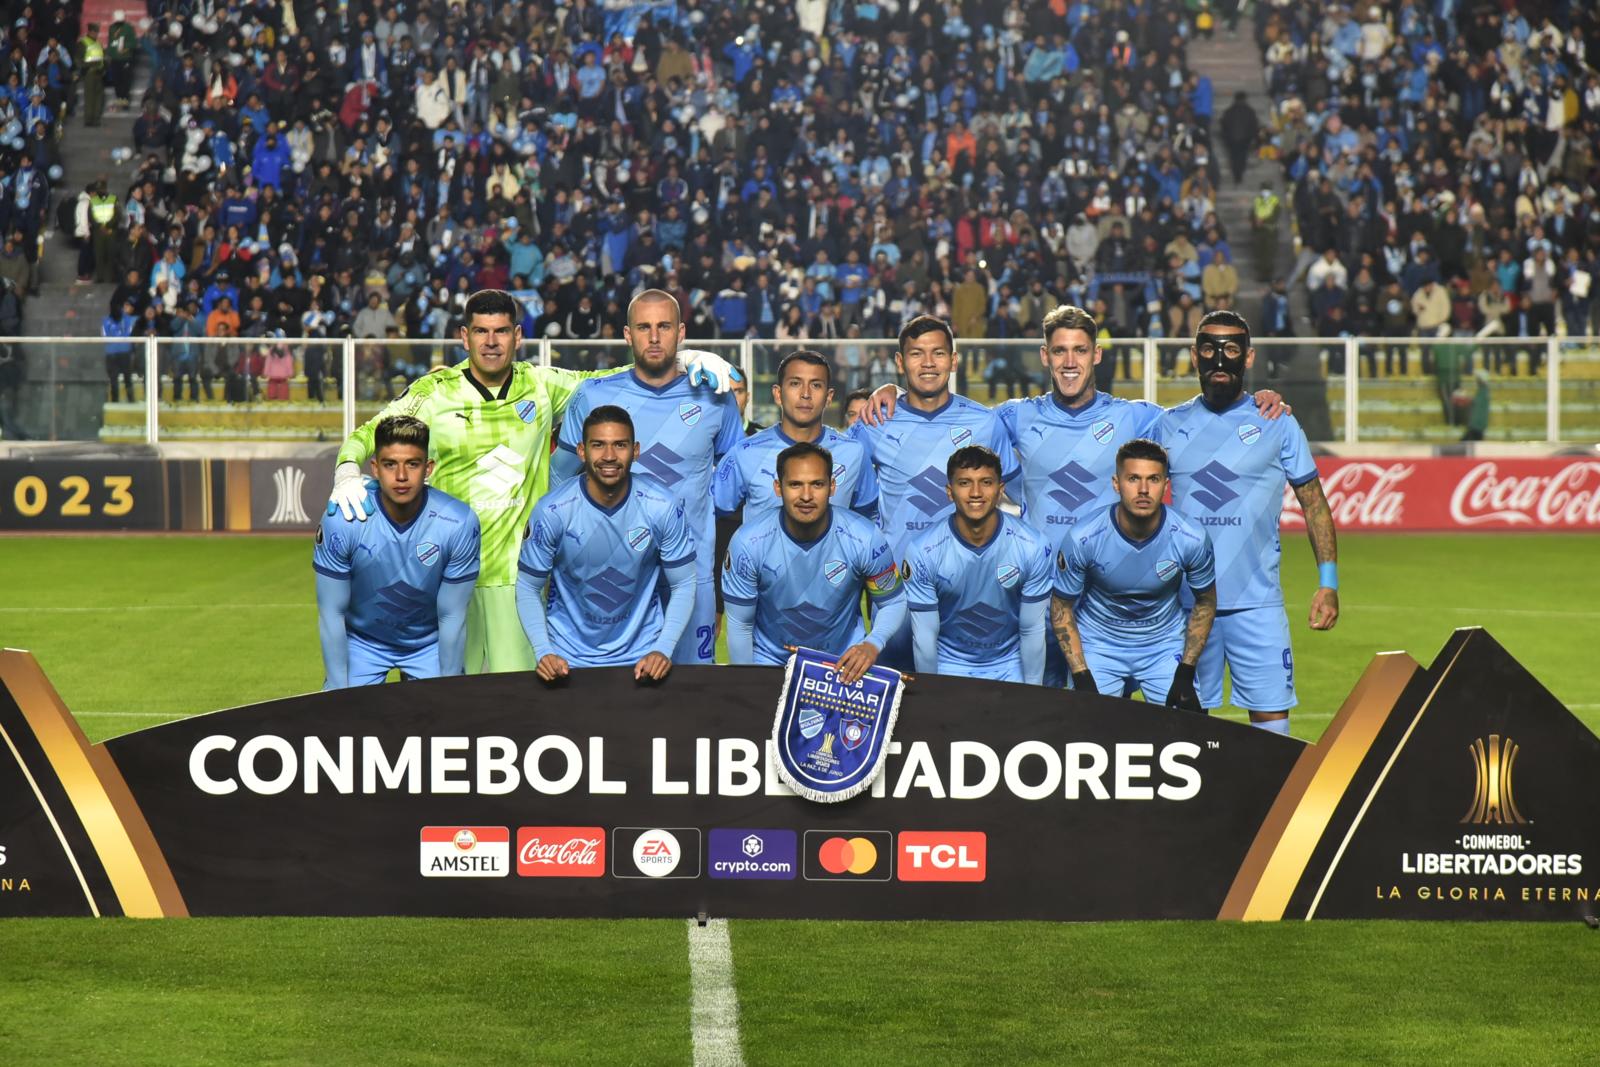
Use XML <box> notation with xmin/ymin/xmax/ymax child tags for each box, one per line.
<box><xmin>1047</xmin><ymin>461</ymin><xmax>1099</xmax><ymax>513</ymax></box>
<box><xmin>833</xmin><ymin>462</ymin><xmax>846</xmax><ymax>481</ymax></box>
<box><xmin>635</xmin><ymin>444</ymin><xmax>686</xmax><ymax>487</ymax></box>
<box><xmin>1238</xmin><ymin>424</ymin><xmax>1262</xmax><ymax>446</ymax></box>
<box><xmin>798</xmin><ymin>707</ymin><xmax>825</xmax><ymax>739</ymax></box>
<box><xmin>905</xmin><ymin>467</ymin><xmax>951</xmax><ymax>516</ymax></box>
<box><xmin>1091</xmin><ymin>419</ymin><xmax>1115</xmax><ymax>444</ymax></box>
<box><xmin>1190</xmin><ymin>461</ymin><xmax>1241</xmax><ymax>511</ymax></box>
<box><xmin>627</xmin><ymin>526</ymin><xmax>651</xmax><ymax>552</ymax></box>
<box><xmin>678</xmin><ymin>402</ymin><xmax>702</xmax><ymax>426</ymax></box>
<box><xmin>950</xmin><ymin>426</ymin><xmax>973</xmax><ymax>448</ymax></box>
<box><xmin>514</xmin><ymin>399</ymin><xmax>538</xmax><ymax>423</ymax></box>
<box><xmin>1156</xmin><ymin>559</ymin><xmax>1180</xmax><ymax>581</ymax></box>
<box><xmin>415</xmin><ymin>542</ymin><xmax>440</xmax><ymax>566</ymax></box>
<box><xmin>823</xmin><ymin>559</ymin><xmax>848</xmax><ymax>586</ymax></box>
<box><xmin>996</xmin><ymin>562</ymin><xmax>1021</xmax><ymax>588</ymax></box>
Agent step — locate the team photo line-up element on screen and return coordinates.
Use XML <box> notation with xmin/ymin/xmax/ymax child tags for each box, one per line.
<box><xmin>316</xmin><ymin>286</ymin><xmax>1339</xmax><ymax>732</ymax></box>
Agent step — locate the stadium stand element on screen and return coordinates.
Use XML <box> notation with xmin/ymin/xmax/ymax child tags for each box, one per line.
<box><xmin>2</xmin><ymin>0</ymin><xmax>1597</xmax><ymax>442</ymax></box>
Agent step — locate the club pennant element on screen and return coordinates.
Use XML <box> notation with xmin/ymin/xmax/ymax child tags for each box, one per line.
<box><xmin>772</xmin><ymin>647</ymin><xmax>904</xmax><ymax>803</ymax></box>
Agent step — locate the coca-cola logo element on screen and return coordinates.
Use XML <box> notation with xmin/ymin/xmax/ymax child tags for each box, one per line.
<box><xmin>516</xmin><ymin>826</ymin><xmax>606</xmax><ymax>878</ymax></box>
<box><xmin>1449</xmin><ymin>461</ymin><xmax>1600</xmax><ymax>527</ymax></box>
<box><xmin>1282</xmin><ymin>462</ymin><xmax>1412</xmax><ymax>528</ymax></box>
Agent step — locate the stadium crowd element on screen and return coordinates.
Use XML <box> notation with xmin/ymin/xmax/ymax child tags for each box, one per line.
<box><xmin>8</xmin><ymin>0</ymin><xmax>1256</xmax><ymax>385</ymax></box>
<box><xmin>1253</xmin><ymin>0</ymin><xmax>1600</xmax><ymax>385</ymax></box>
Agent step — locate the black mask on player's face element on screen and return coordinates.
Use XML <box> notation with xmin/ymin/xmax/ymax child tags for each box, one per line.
<box><xmin>1194</xmin><ymin>329</ymin><xmax>1249</xmax><ymax>408</ymax></box>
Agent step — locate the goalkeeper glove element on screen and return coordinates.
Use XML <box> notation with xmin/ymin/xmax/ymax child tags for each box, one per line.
<box><xmin>1071</xmin><ymin>669</ymin><xmax>1097</xmax><ymax>694</ymax></box>
<box><xmin>678</xmin><ymin>348</ymin><xmax>743</xmax><ymax>393</ymax></box>
<box><xmin>327</xmin><ymin>461</ymin><xmax>377</xmax><ymax>521</ymax></box>
<box><xmin>1166</xmin><ymin>662</ymin><xmax>1204</xmax><ymax>714</ymax></box>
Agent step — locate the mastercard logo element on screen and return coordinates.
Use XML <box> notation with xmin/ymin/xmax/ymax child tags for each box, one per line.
<box><xmin>818</xmin><ymin>836</ymin><xmax>879</xmax><ymax>875</ymax></box>
<box><xmin>803</xmin><ymin>829</ymin><xmax>893</xmax><ymax>881</ymax></box>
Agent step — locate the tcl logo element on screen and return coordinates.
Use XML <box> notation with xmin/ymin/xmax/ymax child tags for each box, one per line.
<box><xmin>897</xmin><ymin>831</ymin><xmax>986</xmax><ymax>882</ymax></box>
<box><xmin>516</xmin><ymin>826</ymin><xmax>604</xmax><ymax>878</ymax></box>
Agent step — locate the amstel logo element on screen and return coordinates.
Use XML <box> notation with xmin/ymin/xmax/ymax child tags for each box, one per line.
<box><xmin>1460</xmin><ymin>734</ymin><xmax>1527</xmax><ymax>825</ymax></box>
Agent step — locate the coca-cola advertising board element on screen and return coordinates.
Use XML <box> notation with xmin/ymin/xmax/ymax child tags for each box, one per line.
<box><xmin>1283</xmin><ymin>458</ymin><xmax>1600</xmax><ymax>531</ymax></box>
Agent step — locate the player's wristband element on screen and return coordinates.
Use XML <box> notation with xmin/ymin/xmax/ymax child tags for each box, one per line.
<box><xmin>1317</xmin><ymin>562</ymin><xmax>1338</xmax><ymax>590</ymax></box>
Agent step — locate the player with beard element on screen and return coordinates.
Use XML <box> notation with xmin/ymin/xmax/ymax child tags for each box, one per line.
<box><xmin>551</xmin><ymin>290</ymin><xmax>745</xmax><ymax>665</ymax></box>
<box><xmin>516</xmin><ymin>405</ymin><xmax>696</xmax><ymax>681</ymax></box>
<box><xmin>1153</xmin><ymin>311</ymin><xmax>1339</xmax><ymax>733</ymax></box>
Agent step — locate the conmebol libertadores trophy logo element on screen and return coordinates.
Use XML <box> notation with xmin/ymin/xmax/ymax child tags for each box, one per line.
<box><xmin>1460</xmin><ymin>734</ymin><xmax>1528</xmax><ymax>826</ymax></box>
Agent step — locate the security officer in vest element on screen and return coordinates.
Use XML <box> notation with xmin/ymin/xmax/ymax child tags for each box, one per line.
<box><xmin>89</xmin><ymin>180</ymin><xmax>119</xmax><ymax>283</ymax></box>
<box><xmin>1251</xmin><ymin>183</ymin><xmax>1282</xmax><ymax>282</ymax></box>
<box><xmin>78</xmin><ymin>24</ymin><xmax>106</xmax><ymax>127</ymax></box>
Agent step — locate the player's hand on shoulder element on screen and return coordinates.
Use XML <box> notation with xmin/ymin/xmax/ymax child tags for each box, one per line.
<box><xmin>535</xmin><ymin>654</ymin><xmax>571</xmax><ymax>683</ymax></box>
<box><xmin>1252</xmin><ymin>389</ymin><xmax>1291</xmax><ymax>420</ymax></box>
<box><xmin>835</xmin><ymin>642</ymin><xmax>879</xmax><ymax>685</ymax></box>
<box><xmin>859</xmin><ymin>383</ymin><xmax>899</xmax><ymax>426</ymax></box>
<box><xmin>1309</xmin><ymin>587</ymin><xmax>1339</xmax><ymax>631</ymax></box>
<box><xmin>634</xmin><ymin>651</ymin><xmax>672</xmax><ymax>683</ymax></box>
<box><xmin>328</xmin><ymin>461</ymin><xmax>377</xmax><ymax>521</ymax></box>
<box><xmin>679</xmin><ymin>349</ymin><xmax>743</xmax><ymax>393</ymax></box>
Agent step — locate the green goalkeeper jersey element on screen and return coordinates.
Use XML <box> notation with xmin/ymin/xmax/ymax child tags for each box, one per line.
<box><xmin>337</xmin><ymin>361</ymin><xmax>618</xmax><ymax>587</ymax></box>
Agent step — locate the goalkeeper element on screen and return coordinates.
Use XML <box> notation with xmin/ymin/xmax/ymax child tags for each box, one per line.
<box><xmin>328</xmin><ymin>289</ymin><xmax>739</xmax><ymax>673</ymax></box>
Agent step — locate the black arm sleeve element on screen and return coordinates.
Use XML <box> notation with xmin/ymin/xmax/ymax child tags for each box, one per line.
<box><xmin>713</xmin><ymin>507</ymin><xmax>743</xmax><ymax>615</ymax></box>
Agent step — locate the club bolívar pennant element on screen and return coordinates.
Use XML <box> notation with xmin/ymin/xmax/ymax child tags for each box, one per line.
<box><xmin>772</xmin><ymin>647</ymin><xmax>904</xmax><ymax>803</ymax></box>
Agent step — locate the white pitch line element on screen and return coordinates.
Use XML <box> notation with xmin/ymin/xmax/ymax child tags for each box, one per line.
<box><xmin>72</xmin><ymin>711</ymin><xmax>190</xmax><ymax>719</ymax></box>
<box><xmin>687</xmin><ymin>919</ymin><xmax>745</xmax><ymax>1067</ymax></box>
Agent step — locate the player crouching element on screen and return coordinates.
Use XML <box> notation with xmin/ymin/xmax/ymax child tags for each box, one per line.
<box><xmin>902</xmin><ymin>446</ymin><xmax>1055</xmax><ymax>684</ymax></box>
<box><xmin>314</xmin><ymin>416</ymin><xmax>481</xmax><ymax>687</ymax></box>
<box><xmin>515</xmin><ymin>405</ymin><xmax>697</xmax><ymax>683</ymax></box>
<box><xmin>1050</xmin><ymin>439</ymin><xmax>1216</xmax><ymax>712</ymax></box>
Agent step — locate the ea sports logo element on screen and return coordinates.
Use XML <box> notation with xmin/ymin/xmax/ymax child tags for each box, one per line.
<box><xmin>632</xmin><ymin>829</ymin><xmax>681</xmax><ymax>877</ymax></box>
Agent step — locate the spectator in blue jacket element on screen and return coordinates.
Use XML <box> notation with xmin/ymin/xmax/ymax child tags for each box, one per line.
<box><xmin>102</xmin><ymin>298</ymin><xmax>138</xmax><ymax>403</ymax></box>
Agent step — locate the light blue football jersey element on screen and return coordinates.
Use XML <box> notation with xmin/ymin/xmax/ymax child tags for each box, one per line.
<box><xmin>902</xmin><ymin>513</ymin><xmax>1054</xmax><ymax>673</ymax></box>
<box><xmin>1153</xmin><ymin>395</ymin><xmax>1317</xmax><ymax>610</ymax></box>
<box><xmin>712</xmin><ymin>424</ymin><xmax>879</xmax><ymax>520</ymax></box>
<box><xmin>552</xmin><ymin>370</ymin><xmax>743</xmax><ymax>579</ymax></box>
<box><xmin>1053</xmin><ymin>503</ymin><xmax>1216</xmax><ymax>648</ymax></box>
<box><xmin>847</xmin><ymin>394</ymin><xmax>1019</xmax><ymax>556</ymax></box>
<box><xmin>996</xmin><ymin>391</ymin><xmax>1163</xmax><ymax>532</ymax></box>
<box><xmin>516</xmin><ymin>473</ymin><xmax>695</xmax><ymax>666</ymax></box>
<box><xmin>313</xmin><ymin>486</ymin><xmax>481</xmax><ymax>651</ymax></box>
<box><xmin>721</xmin><ymin>507</ymin><xmax>904</xmax><ymax>665</ymax></box>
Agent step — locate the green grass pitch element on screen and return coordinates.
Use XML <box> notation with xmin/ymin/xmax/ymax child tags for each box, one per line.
<box><xmin>2</xmin><ymin>532</ymin><xmax>1598</xmax><ymax>1064</ymax></box>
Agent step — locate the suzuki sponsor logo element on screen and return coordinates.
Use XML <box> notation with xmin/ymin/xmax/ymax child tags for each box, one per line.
<box><xmin>803</xmin><ymin>829</ymin><xmax>894</xmax><ymax>881</ymax></box>
<box><xmin>897</xmin><ymin>831</ymin><xmax>987</xmax><ymax>882</ymax></box>
<box><xmin>475</xmin><ymin>445</ymin><xmax>528</xmax><ymax>507</ymax></box>
<box><xmin>420</xmin><ymin>825</ymin><xmax>510</xmax><ymax>877</ymax></box>
<box><xmin>708</xmin><ymin>829</ymin><xmax>798</xmax><ymax>880</ymax></box>
<box><xmin>1189</xmin><ymin>461</ymin><xmax>1240</xmax><ymax>512</ymax></box>
<box><xmin>1282</xmin><ymin>462</ymin><xmax>1411</xmax><ymax>529</ymax></box>
<box><xmin>516</xmin><ymin>826</ymin><xmax>605</xmax><ymax>877</ymax></box>
<box><xmin>1046</xmin><ymin>461</ymin><xmax>1098</xmax><ymax>514</ymax></box>
<box><xmin>635</xmin><ymin>444</ymin><xmax>687</xmax><ymax>487</ymax></box>
<box><xmin>612</xmin><ymin>827</ymin><xmax>701</xmax><ymax>879</ymax></box>
<box><xmin>1449</xmin><ymin>461</ymin><xmax>1600</xmax><ymax>527</ymax></box>
<box><xmin>905</xmin><ymin>467</ymin><xmax>954</xmax><ymax>516</ymax></box>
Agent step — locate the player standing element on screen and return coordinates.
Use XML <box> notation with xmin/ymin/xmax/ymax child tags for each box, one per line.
<box><xmin>314</xmin><ymin>416</ymin><xmax>481</xmax><ymax>688</ymax></box>
<box><xmin>551</xmin><ymin>289</ymin><xmax>745</xmax><ymax>665</ymax></box>
<box><xmin>1049</xmin><ymin>439</ymin><xmax>1216</xmax><ymax>710</ymax></box>
<box><xmin>902</xmin><ymin>446</ymin><xmax>1054</xmax><ymax>684</ymax></box>
<box><xmin>515</xmin><ymin>406</ymin><xmax>696</xmax><ymax>682</ymax></box>
<box><xmin>847</xmin><ymin>315</ymin><xmax>1018</xmax><ymax>670</ymax></box>
<box><xmin>1153</xmin><ymin>311</ymin><xmax>1339</xmax><ymax>733</ymax></box>
<box><xmin>327</xmin><ymin>289</ymin><xmax>737</xmax><ymax>675</ymax></box>
<box><xmin>722</xmin><ymin>442</ymin><xmax>907</xmax><ymax>684</ymax></box>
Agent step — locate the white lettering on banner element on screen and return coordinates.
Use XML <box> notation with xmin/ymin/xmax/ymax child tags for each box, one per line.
<box><xmin>185</xmin><ymin>735</ymin><xmax>1206</xmax><ymax>801</ymax></box>
<box><xmin>520</xmin><ymin>835</ymin><xmax>601</xmax><ymax>868</ymax></box>
<box><xmin>1282</xmin><ymin>462</ymin><xmax>1412</xmax><ymax>529</ymax></box>
<box><xmin>1450</xmin><ymin>461</ymin><xmax>1600</xmax><ymax>527</ymax></box>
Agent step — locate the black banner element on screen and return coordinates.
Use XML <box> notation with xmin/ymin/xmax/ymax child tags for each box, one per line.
<box><xmin>0</xmin><ymin>459</ymin><xmax>164</xmax><ymax>530</ymax></box>
<box><xmin>2</xmin><ymin>630</ymin><xmax>1597</xmax><ymax>921</ymax></box>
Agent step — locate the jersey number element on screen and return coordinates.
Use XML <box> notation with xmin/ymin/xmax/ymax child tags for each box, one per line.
<box><xmin>697</xmin><ymin>625</ymin><xmax>714</xmax><ymax>661</ymax></box>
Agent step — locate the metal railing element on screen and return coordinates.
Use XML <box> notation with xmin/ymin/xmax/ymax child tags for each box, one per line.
<box><xmin>0</xmin><ymin>335</ymin><xmax>1595</xmax><ymax>446</ymax></box>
